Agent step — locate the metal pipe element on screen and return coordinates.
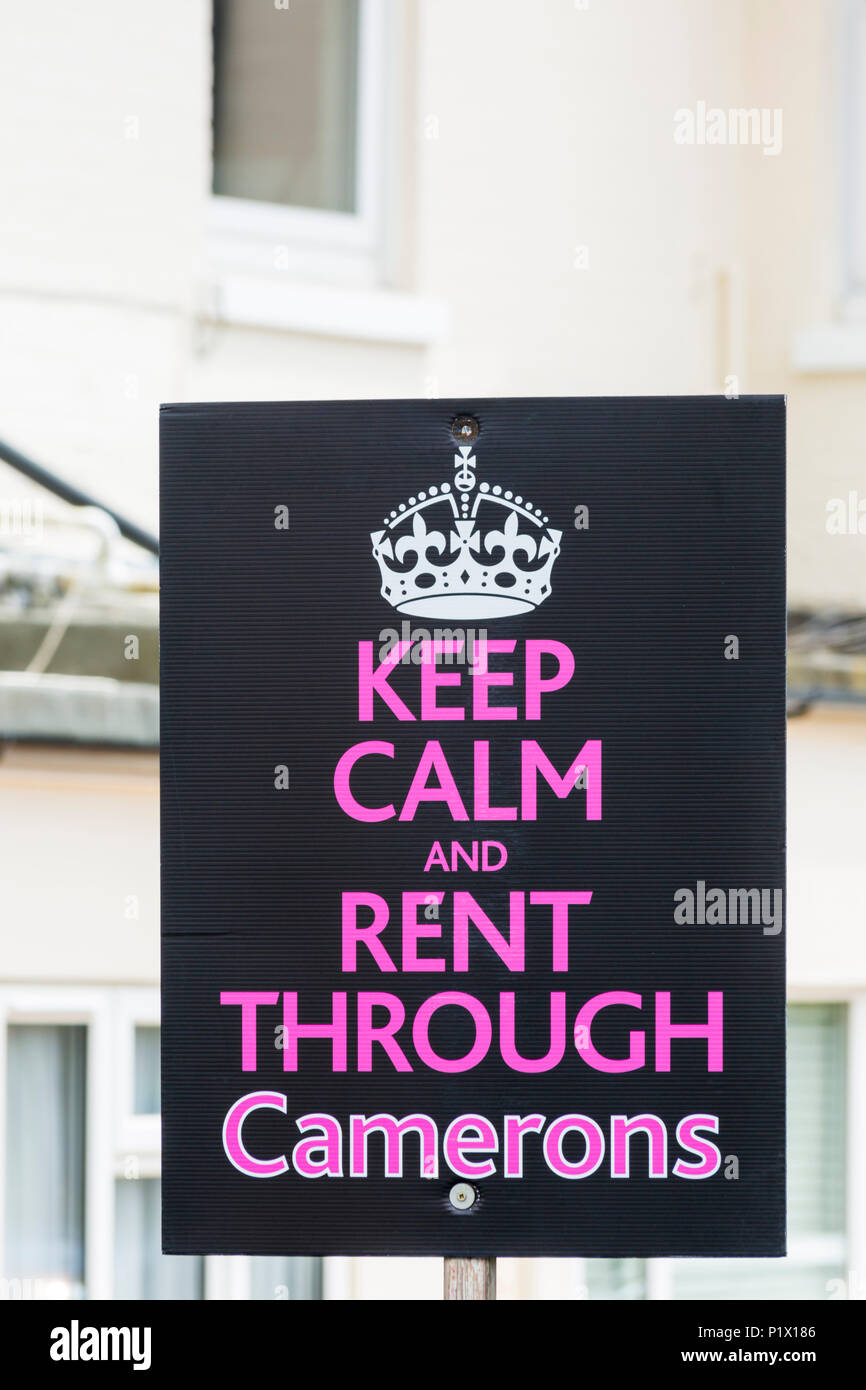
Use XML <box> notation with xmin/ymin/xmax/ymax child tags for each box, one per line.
<box><xmin>0</xmin><ymin>435</ymin><xmax>159</xmax><ymax>556</ymax></box>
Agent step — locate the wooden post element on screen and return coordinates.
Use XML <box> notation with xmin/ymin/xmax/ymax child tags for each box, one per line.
<box><xmin>444</xmin><ymin>1257</ymin><xmax>496</xmax><ymax>1300</ymax></box>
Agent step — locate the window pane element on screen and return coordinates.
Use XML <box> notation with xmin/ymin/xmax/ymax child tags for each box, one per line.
<box><xmin>115</xmin><ymin>1178</ymin><xmax>203</xmax><ymax>1299</ymax></box>
<box><xmin>788</xmin><ymin>1003</ymin><xmax>846</xmax><ymax>1237</ymax></box>
<box><xmin>133</xmin><ymin>1025</ymin><xmax>160</xmax><ymax>1115</ymax></box>
<box><xmin>4</xmin><ymin>1024</ymin><xmax>86</xmax><ymax>1295</ymax></box>
<box><xmin>585</xmin><ymin>1258</ymin><xmax>646</xmax><ymax>1300</ymax></box>
<box><xmin>846</xmin><ymin>0</ymin><xmax>866</xmax><ymax>290</ymax></box>
<box><xmin>249</xmin><ymin>1255</ymin><xmax>322</xmax><ymax>1300</ymax></box>
<box><xmin>671</xmin><ymin>1258</ymin><xmax>844</xmax><ymax>1301</ymax></box>
<box><xmin>213</xmin><ymin>0</ymin><xmax>360</xmax><ymax>213</ymax></box>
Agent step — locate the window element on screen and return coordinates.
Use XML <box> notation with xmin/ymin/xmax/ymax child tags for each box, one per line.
<box><xmin>210</xmin><ymin>0</ymin><xmax>389</xmax><ymax>288</ymax></box>
<box><xmin>793</xmin><ymin>1</ymin><xmax>866</xmax><ymax>365</ymax></box>
<box><xmin>585</xmin><ymin>1258</ymin><xmax>646</xmax><ymax>1300</ymax></box>
<box><xmin>843</xmin><ymin>0</ymin><xmax>866</xmax><ymax>312</ymax></box>
<box><xmin>4</xmin><ymin>1025</ymin><xmax>86</xmax><ymax>1298</ymax></box>
<box><xmin>207</xmin><ymin>0</ymin><xmax>446</xmax><ymax>342</ymax></box>
<box><xmin>214</xmin><ymin>0</ymin><xmax>360</xmax><ymax>214</ymax></box>
<box><xmin>115</xmin><ymin>1178</ymin><xmax>203</xmax><ymax>1300</ymax></box>
<box><xmin>582</xmin><ymin>1003</ymin><xmax>849</xmax><ymax>1300</ymax></box>
<box><xmin>133</xmin><ymin>1025</ymin><xmax>160</xmax><ymax>1115</ymax></box>
<box><xmin>249</xmin><ymin>1255</ymin><xmax>322</xmax><ymax>1301</ymax></box>
<box><xmin>0</xmin><ymin>990</ymin><xmax>325</xmax><ymax>1299</ymax></box>
<box><xmin>668</xmin><ymin>1004</ymin><xmax>846</xmax><ymax>1299</ymax></box>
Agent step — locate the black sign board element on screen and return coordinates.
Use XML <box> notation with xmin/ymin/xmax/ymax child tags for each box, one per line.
<box><xmin>160</xmin><ymin>396</ymin><xmax>786</xmax><ymax>1257</ymax></box>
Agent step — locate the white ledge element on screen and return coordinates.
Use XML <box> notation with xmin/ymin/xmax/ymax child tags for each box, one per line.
<box><xmin>212</xmin><ymin>274</ymin><xmax>448</xmax><ymax>347</ymax></box>
<box><xmin>792</xmin><ymin>322</ymin><xmax>866</xmax><ymax>373</ymax></box>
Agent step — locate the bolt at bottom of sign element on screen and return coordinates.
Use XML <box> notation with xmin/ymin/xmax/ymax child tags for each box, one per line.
<box><xmin>449</xmin><ymin>1182</ymin><xmax>477</xmax><ymax>1211</ymax></box>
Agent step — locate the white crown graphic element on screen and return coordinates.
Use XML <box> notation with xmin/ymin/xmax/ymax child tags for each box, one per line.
<box><xmin>370</xmin><ymin>444</ymin><xmax>562</xmax><ymax>619</ymax></box>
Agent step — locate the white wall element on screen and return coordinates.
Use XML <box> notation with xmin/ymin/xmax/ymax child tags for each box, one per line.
<box><xmin>0</xmin><ymin>0</ymin><xmax>210</xmax><ymax>530</ymax></box>
<box><xmin>0</xmin><ymin>747</ymin><xmax>159</xmax><ymax>983</ymax></box>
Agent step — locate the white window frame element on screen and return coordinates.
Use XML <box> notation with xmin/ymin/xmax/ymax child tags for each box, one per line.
<box><xmin>0</xmin><ymin>985</ymin><xmax>340</xmax><ymax>1300</ymax></box>
<box><xmin>794</xmin><ymin>1</ymin><xmax>866</xmax><ymax>367</ymax></box>
<box><xmin>205</xmin><ymin>0</ymin><xmax>446</xmax><ymax>345</ymax></box>
<box><xmin>841</xmin><ymin>0</ymin><xmax>866</xmax><ymax>316</ymax></box>
<box><xmin>0</xmin><ymin>986</ymin><xmax>115</xmax><ymax>1299</ymax></box>
<box><xmin>209</xmin><ymin>0</ymin><xmax>388</xmax><ymax>288</ymax></box>
<box><xmin>113</xmin><ymin>988</ymin><xmax>161</xmax><ymax>1168</ymax></box>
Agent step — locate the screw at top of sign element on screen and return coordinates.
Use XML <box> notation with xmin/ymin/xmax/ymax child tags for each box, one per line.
<box><xmin>451</xmin><ymin>414</ymin><xmax>479</xmax><ymax>445</ymax></box>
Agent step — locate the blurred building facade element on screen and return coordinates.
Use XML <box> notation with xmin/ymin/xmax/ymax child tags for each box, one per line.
<box><xmin>0</xmin><ymin>0</ymin><xmax>863</xmax><ymax>1300</ymax></box>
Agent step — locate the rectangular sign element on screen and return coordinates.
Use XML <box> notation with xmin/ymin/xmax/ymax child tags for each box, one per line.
<box><xmin>160</xmin><ymin>396</ymin><xmax>786</xmax><ymax>1257</ymax></box>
